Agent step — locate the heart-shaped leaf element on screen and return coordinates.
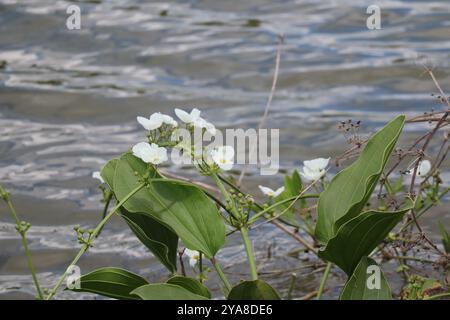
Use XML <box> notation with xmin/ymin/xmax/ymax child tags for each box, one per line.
<box><xmin>315</xmin><ymin>115</ymin><xmax>405</xmax><ymax>244</ymax></box>
<box><xmin>101</xmin><ymin>158</ymin><xmax>178</xmax><ymax>273</ymax></box>
<box><xmin>131</xmin><ymin>283</ymin><xmax>208</xmax><ymax>300</ymax></box>
<box><xmin>228</xmin><ymin>280</ymin><xmax>281</xmax><ymax>300</ymax></box>
<box><xmin>113</xmin><ymin>153</ymin><xmax>225</xmax><ymax>258</ymax></box>
<box><xmin>167</xmin><ymin>276</ymin><xmax>211</xmax><ymax>299</ymax></box>
<box><xmin>68</xmin><ymin>267</ymin><xmax>148</xmax><ymax>300</ymax></box>
<box><xmin>340</xmin><ymin>257</ymin><xmax>392</xmax><ymax>300</ymax></box>
<box><xmin>319</xmin><ymin>200</ymin><xmax>413</xmax><ymax>275</ymax></box>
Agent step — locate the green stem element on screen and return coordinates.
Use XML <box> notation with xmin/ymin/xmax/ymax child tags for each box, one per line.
<box><xmin>400</xmin><ymin>185</ymin><xmax>450</xmax><ymax>233</ymax></box>
<box><xmin>240</xmin><ymin>226</ymin><xmax>258</xmax><ymax>280</ymax></box>
<box><xmin>0</xmin><ymin>185</ymin><xmax>43</xmax><ymax>300</ymax></box>
<box><xmin>199</xmin><ymin>252</ymin><xmax>204</xmax><ymax>284</ymax></box>
<box><xmin>211</xmin><ymin>173</ymin><xmax>240</xmax><ymax>220</ymax></box>
<box><xmin>424</xmin><ymin>292</ymin><xmax>450</xmax><ymax>300</ymax></box>
<box><xmin>96</xmin><ymin>191</ymin><xmax>113</xmax><ymax>237</ymax></box>
<box><xmin>211</xmin><ymin>258</ymin><xmax>232</xmax><ymax>295</ymax></box>
<box><xmin>211</xmin><ymin>173</ymin><xmax>258</xmax><ymax>281</ymax></box>
<box><xmin>287</xmin><ymin>272</ymin><xmax>297</xmax><ymax>300</ymax></box>
<box><xmin>248</xmin><ymin>194</ymin><xmax>319</xmax><ymax>225</ymax></box>
<box><xmin>316</xmin><ymin>262</ymin><xmax>332</xmax><ymax>300</ymax></box>
<box><xmin>45</xmin><ymin>183</ymin><xmax>145</xmax><ymax>300</ymax></box>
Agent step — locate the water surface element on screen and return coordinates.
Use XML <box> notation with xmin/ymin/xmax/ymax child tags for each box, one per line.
<box><xmin>0</xmin><ymin>0</ymin><xmax>449</xmax><ymax>299</ymax></box>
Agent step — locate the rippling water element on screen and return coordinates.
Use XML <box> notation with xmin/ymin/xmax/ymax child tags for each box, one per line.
<box><xmin>0</xmin><ymin>0</ymin><xmax>449</xmax><ymax>299</ymax></box>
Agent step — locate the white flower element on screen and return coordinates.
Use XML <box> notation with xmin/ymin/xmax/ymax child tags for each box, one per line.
<box><xmin>160</xmin><ymin>114</ymin><xmax>178</xmax><ymax>127</ymax></box>
<box><xmin>92</xmin><ymin>171</ymin><xmax>104</xmax><ymax>183</ymax></box>
<box><xmin>210</xmin><ymin>146</ymin><xmax>234</xmax><ymax>171</ymax></box>
<box><xmin>137</xmin><ymin>112</ymin><xmax>177</xmax><ymax>131</ymax></box>
<box><xmin>193</xmin><ymin>117</ymin><xmax>217</xmax><ymax>135</ymax></box>
<box><xmin>414</xmin><ymin>160</ymin><xmax>431</xmax><ymax>178</ymax></box>
<box><xmin>184</xmin><ymin>248</ymin><xmax>200</xmax><ymax>268</ymax></box>
<box><xmin>300</xmin><ymin>157</ymin><xmax>330</xmax><ymax>181</ymax></box>
<box><xmin>137</xmin><ymin>114</ymin><xmax>162</xmax><ymax>131</ymax></box>
<box><xmin>132</xmin><ymin>142</ymin><xmax>168</xmax><ymax>165</ymax></box>
<box><xmin>175</xmin><ymin>108</ymin><xmax>201</xmax><ymax>124</ymax></box>
<box><xmin>258</xmin><ymin>185</ymin><xmax>285</xmax><ymax>198</ymax></box>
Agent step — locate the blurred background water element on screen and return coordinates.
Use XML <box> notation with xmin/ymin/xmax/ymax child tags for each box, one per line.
<box><xmin>0</xmin><ymin>0</ymin><xmax>449</xmax><ymax>299</ymax></box>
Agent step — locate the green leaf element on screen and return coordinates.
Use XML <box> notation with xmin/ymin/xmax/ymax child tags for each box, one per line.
<box><xmin>114</xmin><ymin>153</ymin><xmax>225</xmax><ymax>258</ymax></box>
<box><xmin>120</xmin><ymin>210</ymin><xmax>178</xmax><ymax>273</ymax></box>
<box><xmin>275</xmin><ymin>170</ymin><xmax>303</xmax><ymax>227</ymax></box>
<box><xmin>340</xmin><ymin>257</ymin><xmax>392</xmax><ymax>300</ymax></box>
<box><xmin>285</xmin><ymin>170</ymin><xmax>303</xmax><ymax>194</ymax></box>
<box><xmin>438</xmin><ymin>221</ymin><xmax>450</xmax><ymax>254</ymax></box>
<box><xmin>315</xmin><ymin>115</ymin><xmax>405</xmax><ymax>244</ymax></box>
<box><xmin>319</xmin><ymin>200</ymin><xmax>412</xmax><ymax>275</ymax></box>
<box><xmin>100</xmin><ymin>157</ymin><xmax>179</xmax><ymax>273</ymax></box>
<box><xmin>166</xmin><ymin>276</ymin><xmax>211</xmax><ymax>299</ymax></box>
<box><xmin>394</xmin><ymin>177</ymin><xmax>405</xmax><ymax>193</ymax></box>
<box><xmin>100</xmin><ymin>158</ymin><xmax>119</xmax><ymax>190</ymax></box>
<box><xmin>69</xmin><ymin>267</ymin><xmax>149</xmax><ymax>300</ymax></box>
<box><xmin>131</xmin><ymin>283</ymin><xmax>208</xmax><ymax>300</ymax></box>
<box><xmin>228</xmin><ymin>280</ymin><xmax>281</xmax><ymax>300</ymax></box>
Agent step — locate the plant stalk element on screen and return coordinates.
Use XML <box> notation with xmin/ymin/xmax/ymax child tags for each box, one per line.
<box><xmin>211</xmin><ymin>173</ymin><xmax>258</xmax><ymax>281</ymax></box>
<box><xmin>0</xmin><ymin>185</ymin><xmax>43</xmax><ymax>300</ymax></box>
<box><xmin>247</xmin><ymin>194</ymin><xmax>319</xmax><ymax>225</ymax></box>
<box><xmin>211</xmin><ymin>258</ymin><xmax>232</xmax><ymax>295</ymax></box>
<box><xmin>240</xmin><ymin>226</ymin><xmax>258</xmax><ymax>280</ymax></box>
<box><xmin>316</xmin><ymin>262</ymin><xmax>332</xmax><ymax>300</ymax></box>
<box><xmin>45</xmin><ymin>183</ymin><xmax>145</xmax><ymax>300</ymax></box>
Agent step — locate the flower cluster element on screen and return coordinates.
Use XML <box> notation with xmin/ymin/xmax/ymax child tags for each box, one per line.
<box><xmin>130</xmin><ymin>108</ymin><xmax>232</xmax><ymax>170</ymax></box>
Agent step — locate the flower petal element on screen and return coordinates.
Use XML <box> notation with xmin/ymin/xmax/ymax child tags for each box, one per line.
<box><xmin>137</xmin><ymin>115</ymin><xmax>163</xmax><ymax>130</ymax></box>
<box><xmin>189</xmin><ymin>257</ymin><xmax>197</xmax><ymax>268</ymax></box>
<box><xmin>222</xmin><ymin>146</ymin><xmax>235</xmax><ymax>160</ymax></box>
<box><xmin>161</xmin><ymin>114</ymin><xmax>177</xmax><ymax>127</ymax></box>
<box><xmin>258</xmin><ymin>185</ymin><xmax>274</xmax><ymax>196</ymax></box>
<box><xmin>184</xmin><ymin>248</ymin><xmax>198</xmax><ymax>258</ymax></box>
<box><xmin>175</xmin><ymin>108</ymin><xmax>192</xmax><ymax>123</ymax></box>
<box><xmin>304</xmin><ymin>157</ymin><xmax>330</xmax><ymax>171</ymax></box>
<box><xmin>92</xmin><ymin>171</ymin><xmax>104</xmax><ymax>183</ymax></box>
<box><xmin>272</xmin><ymin>186</ymin><xmax>285</xmax><ymax>197</ymax></box>
<box><xmin>218</xmin><ymin>161</ymin><xmax>233</xmax><ymax>171</ymax></box>
<box><xmin>417</xmin><ymin>160</ymin><xmax>431</xmax><ymax>177</ymax></box>
<box><xmin>190</xmin><ymin>108</ymin><xmax>201</xmax><ymax>121</ymax></box>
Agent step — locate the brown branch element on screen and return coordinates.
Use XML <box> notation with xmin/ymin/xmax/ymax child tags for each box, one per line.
<box><xmin>237</xmin><ymin>34</ymin><xmax>283</xmax><ymax>186</ymax></box>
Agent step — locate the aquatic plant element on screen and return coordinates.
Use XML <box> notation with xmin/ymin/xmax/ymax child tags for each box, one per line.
<box><xmin>1</xmin><ymin>70</ymin><xmax>449</xmax><ymax>301</ymax></box>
